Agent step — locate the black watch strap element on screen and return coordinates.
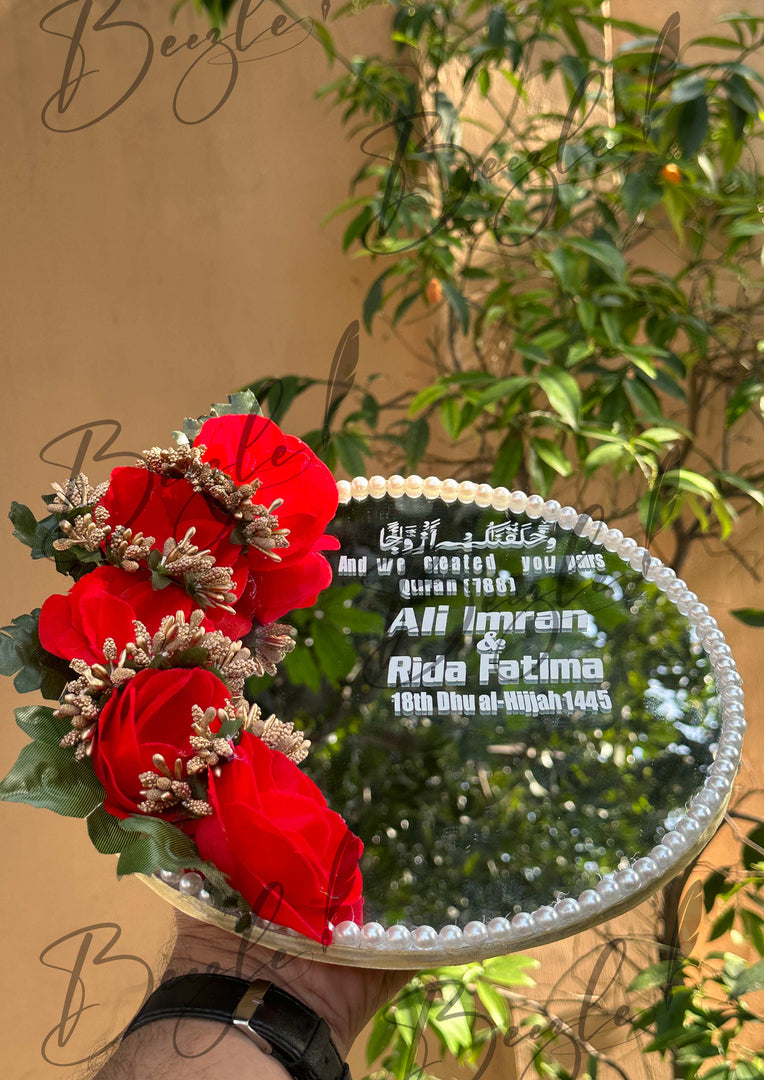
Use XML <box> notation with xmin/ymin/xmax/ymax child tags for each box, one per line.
<box><xmin>123</xmin><ymin>973</ymin><xmax>351</xmax><ymax>1080</ymax></box>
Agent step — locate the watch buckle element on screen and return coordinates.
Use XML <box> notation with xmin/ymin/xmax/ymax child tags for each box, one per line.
<box><xmin>233</xmin><ymin>978</ymin><xmax>273</xmax><ymax>1053</ymax></box>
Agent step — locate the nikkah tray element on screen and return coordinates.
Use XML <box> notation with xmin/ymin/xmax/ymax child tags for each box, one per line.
<box><xmin>144</xmin><ymin>476</ymin><xmax>744</xmax><ymax>968</ymax></box>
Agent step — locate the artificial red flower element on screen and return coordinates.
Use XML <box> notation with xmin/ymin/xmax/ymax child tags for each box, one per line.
<box><xmin>91</xmin><ymin>667</ymin><xmax>231</xmax><ymax>819</ymax></box>
<box><xmin>97</xmin><ymin>468</ymin><xmax>241</xmax><ymax>566</ymax></box>
<box><xmin>38</xmin><ymin>565</ymin><xmax>251</xmax><ymax>667</ymax></box>
<box><xmin>235</xmin><ymin>538</ymin><xmax>339</xmax><ymax>626</ymax></box>
<box><xmin>191</xmin><ymin>731</ymin><xmax>364</xmax><ymax>943</ymax></box>
<box><xmin>194</xmin><ymin>415</ymin><xmax>338</xmax><ymax>564</ymax></box>
<box><xmin>194</xmin><ymin>415</ymin><xmax>340</xmax><ymax>623</ymax></box>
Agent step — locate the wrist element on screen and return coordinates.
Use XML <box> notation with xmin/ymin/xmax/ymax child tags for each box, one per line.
<box><xmin>163</xmin><ymin>916</ymin><xmax>354</xmax><ymax>1056</ymax></box>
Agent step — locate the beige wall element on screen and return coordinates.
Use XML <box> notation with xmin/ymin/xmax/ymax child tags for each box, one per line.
<box><xmin>0</xmin><ymin>1</ymin><xmax>761</xmax><ymax>1078</ymax></box>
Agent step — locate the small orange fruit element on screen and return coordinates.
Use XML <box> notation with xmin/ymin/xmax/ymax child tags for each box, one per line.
<box><xmin>425</xmin><ymin>278</ymin><xmax>443</xmax><ymax>304</ymax></box>
<box><xmin>660</xmin><ymin>163</ymin><xmax>682</xmax><ymax>184</ymax></box>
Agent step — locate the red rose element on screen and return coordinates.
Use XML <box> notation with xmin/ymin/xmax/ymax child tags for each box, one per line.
<box><xmin>235</xmin><ymin>538</ymin><xmax>339</xmax><ymax>626</ymax></box>
<box><xmin>92</xmin><ymin>667</ymin><xmax>231</xmax><ymax>819</ymax></box>
<box><xmin>191</xmin><ymin>732</ymin><xmax>364</xmax><ymax>942</ymax></box>
<box><xmin>195</xmin><ymin>415</ymin><xmax>340</xmax><ymax>623</ymax></box>
<box><xmin>98</xmin><ymin>468</ymin><xmax>241</xmax><ymax>566</ymax></box>
<box><xmin>38</xmin><ymin>565</ymin><xmax>251</xmax><ymax>667</ymax></box>
<box><xmin>195</xmin><ymin>415</ymin><xmax>338</xmax><ymax>564</ymax></box>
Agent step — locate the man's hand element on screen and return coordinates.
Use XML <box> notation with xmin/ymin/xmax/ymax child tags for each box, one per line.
<box><xmin>93</xmin><ymin>912</ymin><xmax>412</xmax><ymax>1078</ymax></box>
<box><xmin>168</xmin><ymin>912</ymin><xmax>412</xmax><ymax>1058</ymax></box>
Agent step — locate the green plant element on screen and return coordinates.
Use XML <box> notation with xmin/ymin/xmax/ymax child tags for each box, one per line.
<box><xmin>528</xmin><ymin>818</ymin><xmax>764</xmax><ymax>1080</ymax></box>
<box><xmin>314</xmin><ymin>1</ymin><xmax>764</xmax><ymax>574</ymax></box>
<box><xmin>363</xmin><ymin>954</ymin><xmax>538</xmax><ymax>1080</ymax></box>
<box><xmin>346</xmin><ymin>819</ymin><xmax>763</xmax><ymax>1080</ymax></box>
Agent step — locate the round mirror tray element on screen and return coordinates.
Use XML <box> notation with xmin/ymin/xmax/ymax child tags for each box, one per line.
<box><xmin>142</xmin><ymin>478</ymin><xmax>744</xmax><ymax>968</ymax></box>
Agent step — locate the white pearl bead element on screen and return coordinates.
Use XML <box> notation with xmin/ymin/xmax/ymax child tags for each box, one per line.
<box><xmin>712</xmin><ymin>759</ymin><xmax>737</xmax><ymax>778</ymax></box>
<box><xmin>475</xmin><ymin>483</ymin><xmax>493</xmax><ymax>507</ymax></box>
<box><xmin>727</xmin><ymin>716</ymin><xmax>747</xmax><ymax>734</ymax></box>
<box><xmin>532</xmin><ymin>905</ymin><xmax>558</xmax><ymax>929</ymax></box>
<box><xmin>486</xmin><ymin>917</ymin><xmax>512</xmax><ymax>937</ymax></box>
<box><xmin>633</xmin><ymin>858</ymin><xmax>659</xmax><ymax>880</ymax></box>
<box><xmin>616</xmin><ymin>537</ymin><xmax>637</xmax><ymax>560</ymax></box>
<box><xmin>198</xmin><ymin>889</ymin><xmax>212</xmax><ymax>904</ymax></box>
<box><xmin>458</xmin><ymin>481</ymin><xmax>477</xmax><ymax>503</ymax></box>
<box><xmin>577</xmin><ymin>889</ymin><xmax>603</xmax><ymax>914</ymax></box>
<box><xmin>387</xmin><ymin>475</ymin><xmax>405</xmax><ymax>498</ymax></box>
<box><xmin>676</xmin><ymin>592</ymin><xmax>699</xmax><ymax>615</ymax></box>
<box><xmin>603</xmin><ymin>528</ymin><xmax>624</xmax><ymax>552</ymax></box>
<box><xmin>629</xmin><ymin>548</ymin><xmax>650</xmax><ymax>573</ymax></box>
<box><xmin>361</xmin><ymin>922</ymin><xmax>386</xmax><ymax>945</ymax></box>
<box><xmin>654</xmin><ymin>567</ymin><xmax>676</xmax><ymax>590</ymax></box>
<box><xmin>334</xmin><ymin>921</ymin><xmax>361</xmax><ymax>945</ymax></box>
<box><xmin>411</xmin><ymin>925</ymin><xmax>439</xmax><ymax>948</ymax></box>
<box><xmin>441</xmin><ymin>478</ymin><xmax>459</xmax><ymax>503</ymax></box>
<box><xmin>689</xmin><ymin>803</ymin><xmax>714</xmax><ymax>826</ymax></box>
<box><xmin>615</xmin><ymin>869</ymin><xmax>640</xmax><ymax>891</ymax></box>
<box><xmin>336</xmin><ymin>480</ymin><xmax>352</xmax><ymax>504</ymax></box>
<box><xmin>694</xmin><ymin>789</ymin><xmax>721</xmax><ymax>809</ymax></box>
<box><xmin>492</xmin><ymin>487</ymin><xmax>511</xmax><ymax>510</ymax></box>
<box><xmin>508</xmin><ymin>490</ymin><xmax>527</xmax><ymax>513</ymax></box>
<box><xmin>558</xmin><ymin>506</ymin><xmax>578</xmax><ymax>530</ymax></box>
<box><xmin>641</xmin><ymin>555</ymin><xmax>659</xmax><ymax>581</ymax></box>
<box><xmin>159</xmin><ymin>869</ymin><xmax>181</xmax><ymax>885</ymax></box>
<box><xmin>463</xmin><ymin>921</ymin><xmax>489</xmax><ymax>943</ymax></box>
<box><xmin>665</xmin><ymin>580</ymin><xmax>687</xmax><ymax>601</ymax></box>
<box><xmin>405</xmin><ymin>475</ymin><xmax>424</xmax><ymax>498</ymax></box>
<box><xmin>179</xmin><ymin>872</ymin><xmax>204</xmax><ymax>896</ymax></box>
<box><xmin>688</xmin><ymin>603</ymin><xmax>708</xmax><ymax>622</ymax></box>
<box><xmin>582</xmin><ymin>518</ymin><xmax>607</xmax><ymax>544</ymax></box>
<box><xmin>439</xmin><ymin>924</ymin><xmax>464</xmax><ymax>944</ymax></box>
<box><xmin>542</xmin><ymin>500</ymin><xmax>561</xmax><ymax>522</ymax></box>
<box><xmin>677</xmin><ymin>818</ymin><xmax>701</xmax><ymax>840</ymax></box>
<box><xmin>554</xmin><ymin>898</ymin><xmax>580</xmax><ymax>921</ymax></box>
<box><xmin>511</xmin><ymin>912</ymin><xmax>534</xmax><ymax>934</ymax></box>
<box><xmin>707</xmin><ymin>775</ymin><xmax>731</xmax><ymax>793</ymax></box>
<box><xmin>664</xmin><ymin>826</ymin><xmax>690</xmax><ymax>846</ymax></box>
<box><xmin>351</xmin><ymin>476</ymin><xmax>369</xmax><ymax>499</ymax></box>
<box><xmin>423</xmin><ymin>476</ymin><xmax>442</xmax><ymax>499</ymax></box>
<box><xmin>651</xmin><ymin>845</ymin><xmax>672</xmax><ymax>868</ymax></box>
<box><xmin>385</xmin><ymin>925</ymin><xmax>412</xmax><ymax>948</ymax></box>
<box><xmin>596</xmin><ymin>878</ymin><xmax>621</xmax><ymax>903</ymax></box>
<box><xmin>368</xmin><ymin>475</ymin><xmax>387</xmax><ymax>499</ymax></box>
<box><xmin>525</xmin><ymin>494</ymin><xmax>544</xmax><ymax>518</ymax></box>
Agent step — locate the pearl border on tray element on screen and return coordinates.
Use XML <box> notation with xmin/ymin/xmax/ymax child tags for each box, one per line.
<box><xmin>156</xmin><ymin>479</ymin><xmax>744</xmax><ymax>954</ymax></box>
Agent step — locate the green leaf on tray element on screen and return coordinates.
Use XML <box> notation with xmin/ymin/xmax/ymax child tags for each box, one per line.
<box><xmin>0</xmin><ymin>738</ymin><xmax>105</xmax><ymax>817</ymax></box>
<box><xmin>9</xmin><ymin>502</ymin><xmax>38</xmax><ymax>547</ymax></box>
<box><xmin>0</xmin><ymin>610</ymin><xmax>74</xmax><ymax>700</ymax></box>
<box><xmin>13</xmin><ymin>704</ymin><xmax>71</xmax><ymax>744</ymax></box>
<box><xmin>176</xmin><ymin>390</ymin><xmax>264</xmax><ymax>445</ymax></box>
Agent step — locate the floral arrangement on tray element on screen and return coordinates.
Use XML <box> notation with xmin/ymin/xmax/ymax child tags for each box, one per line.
<box><xmin>0</xmin><ymin>393</ymin><xmax>363</xmax><ymax>944</ymax></box>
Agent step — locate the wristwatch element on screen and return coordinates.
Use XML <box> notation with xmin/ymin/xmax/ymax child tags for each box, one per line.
<box><xmin>122</xmin><ymin>973</ymin><xmax>351</xmax><ymax>1080</ymax></box>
